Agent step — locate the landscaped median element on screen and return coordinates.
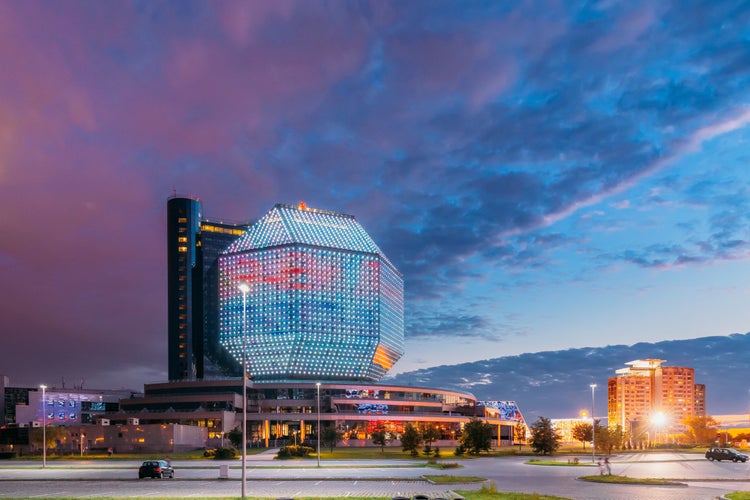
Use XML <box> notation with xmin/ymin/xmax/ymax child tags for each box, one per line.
<box><xmin>525</xmin><ymin>458</ymin><xmax>592</xmax><ymax>466</ymax></box>
<box><xmin>524</xmin><ymin>457</ymin><xmax>594</xmax><ymax>467</ymax></box>
<box><xmin>578</xmin><ymin>474</ymin><xmax>687</xmax><ymax>486</ymax></box>
<box><xmin>455</xmin><ymin>485</ymin><xmax>572</xmax><ymax>499</ymax></box>
<box><xmin>431</xmin><ymin>479</ymin><xmax>573</xmax><ymax>499</ymax></box>
<box><xmin>423</xmin><ymin>474</ymin><xmax>486</xmax><ymax>484</ymax></box>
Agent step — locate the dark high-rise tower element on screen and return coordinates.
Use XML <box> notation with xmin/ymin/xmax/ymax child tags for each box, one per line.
<box><xmin>167</xmin><ymin>197</ymin><xmax>201</xmax><ymax>381</ymax></box>
<box><xmin>167</xmin><ymin>196</ymin><xmax>248</xmax><ymax>381</ymax></box>
<box><xmin>199</xmin><ymin>218</ymin><xmax>249</xmax><ymax>377</ymax></box>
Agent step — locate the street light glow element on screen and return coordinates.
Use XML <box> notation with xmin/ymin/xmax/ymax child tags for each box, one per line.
<box><xmin>651</xmin><ymin>411</ymin><xmax>667</xmax><ymax>426</ymax></box>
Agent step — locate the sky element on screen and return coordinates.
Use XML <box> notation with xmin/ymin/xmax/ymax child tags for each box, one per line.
<box><xmin>1</xmin><ymin>1</ymin><xmax>749</xmax><ymax>393</ymax></box>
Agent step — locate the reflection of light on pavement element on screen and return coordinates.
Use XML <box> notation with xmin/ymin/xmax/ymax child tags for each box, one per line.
<box><xmin>641</xmin><ymin>461</ymin><xmax>670</xmax><ymax>475</ymax></box>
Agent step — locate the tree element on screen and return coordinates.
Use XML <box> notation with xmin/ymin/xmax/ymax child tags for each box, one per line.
<box><xmin>593</xmin><ymin>423</ymin><xmax>624</xmax><ymax>454</ymax></box>
<box><xmin>683</xmin><ymin>416</ymin><xmax>720</xmax><ymax>445</ymax></box>
<box><xmin>400</xmin><ymin>423</ymin><xmax>422</xmax><ymax>456</ymax></box>
<box><xmin>609</xmin><ymin>425</ymin><xmax>625</xmax><ymax>452</ymax></box>
<box><xmin>226</xmin><ymin>427</ymin><xmax>243</xmax><ymax>449</ymax></box>
<box><xmin>30</xmin><ymin>426</ymin><xmax>67</xmax><ymax>454</ymax></box>
<box><xmin>514</xmin><ymin>421</ymin><xmax>527</xmax><ymax>450</ymax></box>
<box><xmin>529</xmin><ymin>416</ymin><xmax>560</xmax><ymax>455</ymax></box>
<box><xmin>321</xmin><ymin>424</ymin><xmax>343</xmax><ymax>453</ymax></box>
<box><xmin>594</xmin><ymin>420</ymin><xmax>610</xmax><ymax>454</ymax></box>
<box><xmin>572</xmin><ymin>422</ymin><xmax>593</xmax><ymax>451</ymax></box>
<box><xmin>460</xmin><ymin>417</ymin><xmax>493</xmax><ymax>455</ymax></box>
<box><xmin>421</xmin><ymin>425</ymin><xmax>441</xmax><ymax>453</ymax></box>
<box><xmin>371</xmin><ymin>426</ymin><xmax>391</xmax><ymax>453</ymax></box>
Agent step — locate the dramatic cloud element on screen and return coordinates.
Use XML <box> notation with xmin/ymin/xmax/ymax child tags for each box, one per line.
<box><xmin>386</xmin><ymin>333</ymin><xmax>750</xmax><ymax>418</ymax></box>
<box><xmin>0</xmin><ymin>1</ymin><xmax>749</xmax><ymax>389</ymax></box>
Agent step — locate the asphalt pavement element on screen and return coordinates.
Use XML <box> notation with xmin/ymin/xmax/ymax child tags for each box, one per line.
<box><xmin>0</xmin><ymin>451</ymin><xmax>749</xmax><ymax>499</ymax></box>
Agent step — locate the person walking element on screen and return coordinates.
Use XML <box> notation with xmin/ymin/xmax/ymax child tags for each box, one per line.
<box><xmin>597</xmin><ymin>458</ymin><xmax>604</xmax><ymax>475</ymax></box>
<box><xmin>604</xmin><ymin>456</ymin><xmax>611</xmax><ymax>475</ymax></box>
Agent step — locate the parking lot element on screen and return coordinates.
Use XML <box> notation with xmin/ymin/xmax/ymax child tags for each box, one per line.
<box><xmin>0</xmin><ymin>452</ymin><xmax>748</xmax><ymax>499</ymax></box>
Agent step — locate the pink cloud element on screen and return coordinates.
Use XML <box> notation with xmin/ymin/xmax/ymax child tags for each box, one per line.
<box><xmin>216</xmin><ymin>0</ymin><xmax>296</xmax><ymax>48</ymax></box>
<box><xmin>589</xmin><ymin>6</ymin><xmax>658</xmax><ymax>53</ymax></box>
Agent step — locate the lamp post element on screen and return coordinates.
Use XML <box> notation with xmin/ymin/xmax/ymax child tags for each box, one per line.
<box><xmin>590</xmin><ymin>383</ymin><xmax>596</xmax><ymax>463</ymax></box>
<box><xmin>40</xmin><ymin>385</ymin><xmax>46</xmax><ymax>468</ymax></box>
<box><xmin>316</xmin><ymin>382</ymin><xmax>321</xmax><ymax>467</ymax></box>
<box><xmin>238</xmin><ymin>282</ymin><xmax>250</xmax><ymax>500</ymax></box>
<box><xmin>651</xmin><ymin>411</ymin><xmax>667</xmax><ymax>445</ymax></box>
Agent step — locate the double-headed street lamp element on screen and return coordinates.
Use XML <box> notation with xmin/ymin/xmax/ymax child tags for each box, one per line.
<box><xmin>590</xmin><ymin>383</ymin><xmax>597</xmax><ymax>463</ymax></box>
<box><xmin>40</xmin><ymin>384</ymin><xmax>47</xmax><ymax>468</ymax></box>
<box><xmin>238</xmin><ymin>282</ymin><xmax>250</xmax><ymax>500</ymax></box>
<box><xmin>316</xmin><ymin>382</ymin><xmax>321</xmax><ymax>467</ymax></box>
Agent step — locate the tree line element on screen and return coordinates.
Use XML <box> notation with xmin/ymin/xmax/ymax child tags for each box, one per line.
<box><xmin>527</xmin><ymin>414</ymin><xmax>729</xmax><ymax>456</ymax></box>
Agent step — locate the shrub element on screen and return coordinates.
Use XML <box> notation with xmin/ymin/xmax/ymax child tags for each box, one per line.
<box><xmin>276</xmin><ymin>445</ymin><xmax>315</xmax><ymax>459</ymax></box>
<box><xmin>454</xmin><ymin>445</ymin><xmax>465</xmax><ymax>456</ymax></box>
<box><xmin>480</xmin><ymin>480</ymin><xmax>498</xmax><ymax>493</ymax></box>
<box><xmin>203</xmin><ymin>449</ymin><xmax>216</xmax><ymax>457</ymax></box>
<box><xmin>213</xmin><ymin>447</ymin><xmax>237</xmax><ymax>460</ymax></box>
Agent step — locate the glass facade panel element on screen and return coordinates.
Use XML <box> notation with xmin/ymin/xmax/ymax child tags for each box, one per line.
<box><xmin>219</xmin><ymin>204</ymin><xmax>404</xmax><ymax>382</ymax></box>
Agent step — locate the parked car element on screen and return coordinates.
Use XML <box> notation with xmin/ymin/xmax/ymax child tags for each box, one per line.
<box><xmin>138</xmin><ymin>460</ymin><xmax>175</xmax><ymax>479</ymax></box>
<box><xmin>705</xmin><ymin>448</ymin><xmax>748</xmax><ymax>462</ymax></box>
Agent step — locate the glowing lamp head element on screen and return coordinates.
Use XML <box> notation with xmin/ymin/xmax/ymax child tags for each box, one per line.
<box><xmin>237</xmin><ymin>283</ymin><xmax>250</xmax><ymax>294</ymax></box>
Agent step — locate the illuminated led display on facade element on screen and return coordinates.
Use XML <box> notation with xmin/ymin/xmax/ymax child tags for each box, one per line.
<box><xmin>218</xmin><ymin>203</ymin><xmax>404</xmax><ymax>382</ymax></box>
<box><xmin>478</xmin><ymin>401</ymin><xmax>525</xmax><ymax>422</ymax></box>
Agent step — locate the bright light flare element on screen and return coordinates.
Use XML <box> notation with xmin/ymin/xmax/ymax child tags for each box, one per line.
<box><xmin>651</xmin><ymin>411</ymin><xmax>667</xmax><ymax>426</ymax></box>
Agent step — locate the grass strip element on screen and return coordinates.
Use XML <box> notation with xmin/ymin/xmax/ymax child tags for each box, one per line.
<box><xmin>456</xmin><ymin>490</ymin><xmax>572</xmax><ymax>499</ymax></box>
<box><xmin>423</xmin><ymin>474</ymin><xmax>485</xmax><ymax>483</ymax></box>
<box><xmin>579</xmin><ymin>474</ymin><xmax>685</xmax><ymax>486</ymax></box>
<box><xmin>526</xmin><ymin>459</ymin><xmax>591</xmax><ymax>466</ymax></box>
<box><xmin>0</xmin><ymin>495</ymin><xmax>571</xmax><ymax>500</ymax></box>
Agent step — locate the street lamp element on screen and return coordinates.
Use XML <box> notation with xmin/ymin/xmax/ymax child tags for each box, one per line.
<box><xmin>316</xmin><ymin>382</ymin><xmax>321</xmax><ymax>467</ymax></box>
<box><xmin>40</xmin><ymin>384</ymin><xmax>46</xmax><ymax>468</ymax></box>
<box><xmin>590</xmin><ymin>383</ymin><xmax>597</xmax><ymax>463</ymax></box>
<box><xmin>651</xmin><ymin>411</ymin><xmax>667</xmax><ymax>445</ymax></box>
<box><xmin>238</xmin><ymin>282</ymin><xmax>250</xmax><ymax>500</ymax></box>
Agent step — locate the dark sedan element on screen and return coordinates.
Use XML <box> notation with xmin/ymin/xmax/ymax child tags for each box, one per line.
<box><xmin>705</xmin><ymin>447</ymin><xmax>748</xmax><ymax>462</ymax></box>
<box><xmin>138</xmin><ymin>460</ymin><xmax>175</xmax><ymax>479</ymax></box>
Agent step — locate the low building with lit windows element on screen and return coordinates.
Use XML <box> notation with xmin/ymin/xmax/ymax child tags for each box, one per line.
<box><xmin>114</xmin><ymin>380</ymin><xmax>524</xmax><ymax>449</ymax></box>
